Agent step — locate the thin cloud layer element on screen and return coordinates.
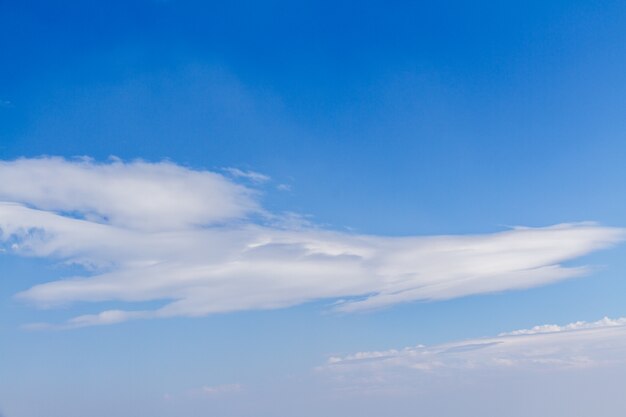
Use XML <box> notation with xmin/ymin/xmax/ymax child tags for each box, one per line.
<box><xmin>321</xmin><ymin>317</ymin><xmax>626</xmax><ymax>387</ymax></box>
<box><xmin>0</xmin><ymin>157</ymin><xmax>624</xmax><ymax>328</ymax></box>
<box><xmin>196</xmin><ymin>384</ymin><xmax>243</xmax><ymax>397</ymax></box>
<box><xmin>223</xmin><ymin>167</ymin><xmax>271</xmax><ymax>183</ymax></box>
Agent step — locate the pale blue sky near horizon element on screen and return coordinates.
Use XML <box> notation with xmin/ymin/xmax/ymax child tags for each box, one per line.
<box><xmin>2</xmin><ymin>1</ymin><xmax>626</xmax><ymax>416</ymax></box>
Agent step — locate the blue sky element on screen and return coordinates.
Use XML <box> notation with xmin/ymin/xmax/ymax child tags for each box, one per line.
<box><xmin>2</xmin><ymin>1</ymin><xmax>626</xmax><ymax>416</ymax></box>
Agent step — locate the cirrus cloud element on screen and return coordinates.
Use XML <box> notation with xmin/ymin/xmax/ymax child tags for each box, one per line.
<box><xmin>320</xmin><ymin>317</ymin><xmax>626</xmax><ymax>391</ymax></box>
<box><xmin>0</xmin><ymin>157</ymin><xmax>623</xmax><ymax>328</ymax></box>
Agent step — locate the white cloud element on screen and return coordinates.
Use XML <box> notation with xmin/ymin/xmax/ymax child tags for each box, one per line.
<box><xmin>499</xmin><ymin>316</ymin><xmax>626</xmax><ymax>336</ymax></box>
<box><xmin>223</xmin><ymin>167</ymin><xmax>270</xmax><ymax>183</ymax></box>
<box><xmin>0</xmin><ymin>157</ymin><xmax>624</xmax><ymax>328</ymax></box>
<box><xmin>0</xmin><ymin>157</ymin><xmax>258</xmax><ymax>231</ymax></box>
<box><xmin>321</xmin><ymin>317</ymin><xmax>626</xmax><ymax>388</ymax></box>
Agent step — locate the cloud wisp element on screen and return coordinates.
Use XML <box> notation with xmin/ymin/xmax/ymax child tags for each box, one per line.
<box><xmin>0</xmin><ymin>157</ymin><xmax>623</xmax><ymax>328</ymax></box>
<box><xmin>223</xmin><ymin>167</ymin><xmax>271</xmax><ymax>184</ymax></box>
<box><xmin>321</xmin><ymin>317</ymin><xmax>626</xmax><ymax>389</ymax></box>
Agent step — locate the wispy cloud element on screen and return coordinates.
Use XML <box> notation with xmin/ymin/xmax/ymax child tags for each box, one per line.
<box><xmin>499</xmin><ymin>316</ymin><xmax>626</xmax><ymax>336</ymax></box>
<box><xmin>196</xmin><ymin>384</ymin><xmax>243</xmax><ymax>397</ymax></box>
<box><xmin>0</xmin><ymin>157</ymin><xmax>623</xmax><ymax>328</ymax></box>
<box><xmin>223</xmin><ymin>167</ymin><xmax>270</xmax><ymax>183</ymax></box>
<box><xmin>320</xmin><ymin>317</ymin><xmax>626</xmax><ymax>390</ymax></box>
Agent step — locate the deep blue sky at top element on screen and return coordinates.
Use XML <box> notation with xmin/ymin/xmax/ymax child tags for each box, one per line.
<box><xmin>2</xmin><ymin>0</ymin><xmax>626</xmax><ymax>236</ymax></box>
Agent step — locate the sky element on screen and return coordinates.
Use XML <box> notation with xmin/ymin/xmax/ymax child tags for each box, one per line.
<box><xmin>2</xmin><ymin>1</ymin><xmax>626</xmax><ymax>416</ymax></box>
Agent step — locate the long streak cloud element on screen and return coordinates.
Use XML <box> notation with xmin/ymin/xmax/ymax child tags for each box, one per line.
<box><xmin>0</xmin><ymin>157</ymin><xmax>623</xmax><ymax>327</ymax></box>
<box><xmin>321</xmin><ymin>317</ymin><xmax>626</xmax><ymax>390</ymax></box>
